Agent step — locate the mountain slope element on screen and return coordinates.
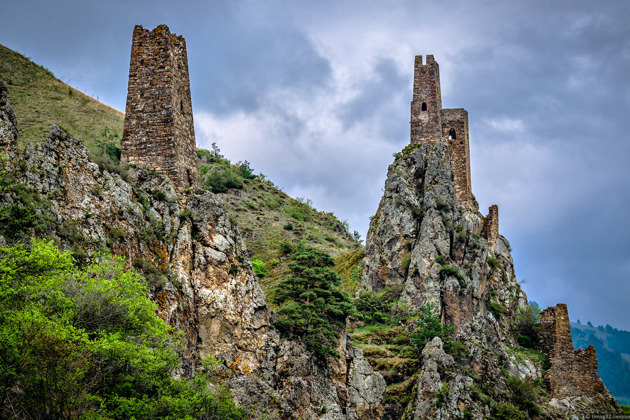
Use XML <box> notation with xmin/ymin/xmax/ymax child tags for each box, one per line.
<box><xmin>0</xmin><ymin>43</ymin><xmax>124</xmax><ymax>149</ymax></box>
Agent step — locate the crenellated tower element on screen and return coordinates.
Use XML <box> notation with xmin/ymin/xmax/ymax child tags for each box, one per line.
<box><xmin>121</xmin><ymin>24</ymin><xmax>199</xmax><ymax>190</ymax></box>
<box><xmin>410</xmin><ymin>55</ymin><xmax>473</xmax><ymax>207</ymax></box>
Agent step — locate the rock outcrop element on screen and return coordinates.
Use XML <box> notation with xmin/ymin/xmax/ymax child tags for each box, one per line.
<box><xmin>360</xmin><ymin>138</ymin><xmax>621</xmax><ymax>418</ymax></box>
<box><xmin>0</xmin><ymin>83</ymin><xmax>384</xmax><ymax>418</ymax></box>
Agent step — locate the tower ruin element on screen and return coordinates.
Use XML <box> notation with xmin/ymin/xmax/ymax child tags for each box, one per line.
<box><xmin>121</xmin><ymin>24</ymin><xmax>199</xmax><ymax>190</ymax></box>
<box><xmin>410</xmin><ymin>55</ymin><xmax>472</xmax><ymax>206</ymax></box>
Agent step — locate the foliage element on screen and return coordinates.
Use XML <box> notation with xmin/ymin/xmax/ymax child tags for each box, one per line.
<box><xmin>435</xmin><ymin>383</ymin><xmax>448</xmax><ymax>408</ymax></box>
<box><xmin>443</xmin><ymin>340</ymin><xmax>470</xmax><ymax>360</ymax></box>
<box><xmin>273</xmin><ymin>244</ymin><xmax>355</xmax><ymax>360</ymax></box>
<box><xmin>95</xmin><ymin>126</ymin><xmax>121</xmax><ymax>163</ymax></box>
<box><xmin>487</xmin><ymin>256</ymin><xmax>500</xmax><ymax>271</ymax></box>
<box><xmin>514</xmin><ymin>303</ymin><xmax>541</xmax><ymax>348</ymax></box>
<box><xmin>505</xmin><ymin>375</ymin><xmax>541</xmax><ymax>416</ymax></box>
<box><xmin>0</xmin><ymin>177</ymin><xmax>54</xmax><ymax>243</ymax></box>
<box><xmin>202</xmin><ymin>166</ymin><xmax>244</xmax><ymax>193</ymax></box>
<box><xmin>489</xmin><ymin>300</ymin><xmax>507</xmax><ymax>318</ymax></box>
<box><xmin>0</xmin><ymin>240</ymin><xmax>246</xmax><ymax>419</ymax></box>
<box><xmin>488</xmin><ymin>403</ymin><xmax>525</xmax><ymax>420</ymax></box>
<box><xmin>439</xmin><ymin>264</ymin><xmax>463</xmax><ymax>280</ymax></box>
<box><xmin>409</xmin><ymin>303</ymin><xmax>454</xmax><ymax>353</ymax></box>
<box><xmin>354</xmin><ymin>290</ymin><xmax>391</xmax><ymax>325</ymax></box>
<box><xmin>251</xmin><ymin>258</ymin><xmax>266</xmax><ymax>277</ymax></box>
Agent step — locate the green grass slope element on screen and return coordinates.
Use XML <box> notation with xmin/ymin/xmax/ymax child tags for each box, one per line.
<box><xmin>196</xmin><ymin>150</ymin><xmax>363</xmax><ymax>305</ymax></box>
<box><xmin>0</xmin><ymin>43</ymin><xmax>124</xmax><ymax>149</ymax></box>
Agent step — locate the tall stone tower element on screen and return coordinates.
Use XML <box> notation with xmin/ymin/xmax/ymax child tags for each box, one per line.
<box><xmin>121</xmin><ymin>24</ymin><xmax>199</xmax><ymax>190</ymax></box>
<box><xmin>410</xmin><ymin>55</ymin><xmax>472</xmax><ymax>206</ymax></box>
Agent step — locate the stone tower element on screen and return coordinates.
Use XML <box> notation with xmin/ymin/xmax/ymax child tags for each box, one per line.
<box><xmin>121</xmin><ymin>24</ymin><xmax>199</xmax><ymax>190</ymax></box>
<box><xmin>410</xmin><ymin>55</ymin><xmax>472</xmax><ymax>206</ymax></box>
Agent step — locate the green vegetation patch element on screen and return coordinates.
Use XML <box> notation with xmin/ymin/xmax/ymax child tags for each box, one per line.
<box><xmin>0</xmin><ymin>240</ymin><xmax>247</xmax><ymax>419</ymax></box>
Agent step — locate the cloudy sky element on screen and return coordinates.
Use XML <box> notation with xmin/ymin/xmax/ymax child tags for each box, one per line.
<box><xmin>1</xmin><ymin>0</ymin><xmax>629</xmax><ymax>330</ymax></box>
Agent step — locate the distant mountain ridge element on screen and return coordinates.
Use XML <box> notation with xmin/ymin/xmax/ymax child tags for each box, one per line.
<box><xmin>571</xmin><ymin>321</ymin><xmax>630</xmax><ymax>405</ymax></box>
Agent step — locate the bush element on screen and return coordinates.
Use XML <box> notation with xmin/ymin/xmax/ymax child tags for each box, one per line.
<box><xmin>273</xmin><ymin>244</ymin><xmax>355</xmax><ymax>360</ymax></box>
<box><xmin>489</xmin><ymin>300</ymin><xmax>507</xmax><ymax>318</ymax></box>
<box><xmin>489</xmin><ymin>403</ymin><xmax>525</xmax><ymax>420</ymax></box>
<box><xmin>444</xmin><ymin>340</ymin><xmax>469</xmax><ymax>360</ymax></box>
<box><xmin>410</xmin><ymin>303</ymin><xmax>454</xmax><ymax>353</ymax></box>
<box><xmin>0</xmin><ymin>240</ymin><xmax>247</xmax><ymax>419</ymax></box>
<box><xmin>439</xmin><ymin>264</ymin><xmax>463</xmax><ymax>280</ymax></box>
<box><xmin>487</xmin><ymin>256</ymin><xmax>500</xmax><ymax>271</ymax></box>
<box><xmin>354</xmin><ymin>291</ymin><xmax>391</xmax><ymax>325</ymax></box>
<box><xmin>514</xmin><ymin>303</ymin><xmax>541</xmax><ymax>348</ymax></box>
<box><xmin>251</xmin><ymin>259</ymin><xmax>266</xmax><ymax>277</ymax></box>
<box><xmin>202</xmin><ymin>166</ymin><xmax>244</xmax><ymax>193</ymax></box>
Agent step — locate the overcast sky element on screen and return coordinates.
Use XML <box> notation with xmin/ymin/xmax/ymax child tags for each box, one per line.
<box><xmin>1</xmin><ymin>0</ymin><xmax>629</xmax><ymax>330</ymax></box>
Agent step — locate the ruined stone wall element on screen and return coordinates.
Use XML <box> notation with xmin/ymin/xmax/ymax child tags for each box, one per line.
<box><xmin>540</xmin><ymin>304</ymin><xmax>607</xmax><ymax>399</ymax></box>
<box><xmin>441</xmin><ymin>108</ymin><xmax>472</xmax><ymax>205</ymax></box>
<box><xmin>482</xmin><ymin>205</ymin><xmax>499</xmax><ymax>249</ymax></box>
<box><xmin>410</xmin><ymin>55</ymin><xmax>442</xmax><ymax>144</ymax></box>
<box><xmin>122</xmin><ymin>24</ymin><xmax>199</xmax><ymax>190</ymax></box>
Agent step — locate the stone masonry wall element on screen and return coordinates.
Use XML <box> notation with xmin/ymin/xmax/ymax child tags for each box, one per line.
<box><xmin>410</xmin><ymin>55</ymin><xmax>442</xmax><ymax>144</ymax></box>
<box><xmin>410</xmin><ymin>55</ymin><xmax>473</xmax><ymax>205</ymax></box>
<box><xmin>122</xmin><ymin>24</ymin><xmax>199</xmax><ymax>190</ymax></box>
<box><xmin>441</xmin><ymin>108</ymin><xmax>472</xmax><ymax>205</ymax></box>
<box><xmin>482</xmin><ymin>205</ymin><xmax>499</xmax><ymax>250</ymax></box>
<box><xmin>540</xmin><ymin>304</ymin><xmax>607</xmax><ymax>399</ymax></box>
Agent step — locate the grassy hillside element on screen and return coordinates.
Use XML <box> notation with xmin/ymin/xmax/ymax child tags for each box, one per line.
<box><xmin>0</xmin><ymin>43</ymin><xmax>124</xmax><ymax>149</ymax></box>
<box><xmin>196</xmin><ymin>150</ymin><xmax>362</xmax><ymax>305</ymax></box>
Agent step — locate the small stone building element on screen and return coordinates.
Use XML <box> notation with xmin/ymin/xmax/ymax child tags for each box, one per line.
<box><xmin>121</xmin><ymin>24</ymin><xmax>199</xmax><ymax>190</ymax></box>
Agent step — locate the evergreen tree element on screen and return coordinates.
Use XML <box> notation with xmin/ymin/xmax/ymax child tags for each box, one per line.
<box><xmin>273</xmin><ymin>243</ymin><xmax>355</xmax><ymax>359</ymax></box>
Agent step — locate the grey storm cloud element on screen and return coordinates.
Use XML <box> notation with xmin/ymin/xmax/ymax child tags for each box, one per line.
<box><xmin>1</xmin><ymin>0</ymin><xmax>629</xmax><ymax>330</ymax></box>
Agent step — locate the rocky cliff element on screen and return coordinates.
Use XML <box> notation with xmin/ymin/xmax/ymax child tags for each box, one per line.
<box><xmin>0</xmin><ymin>81</ymin><xmax>384</xmax><ymax>419</ymax></box>
<box><xmin>360</xmin><ymin>140</ymin><xmax>620</xmax><ymax>418</ymax></box>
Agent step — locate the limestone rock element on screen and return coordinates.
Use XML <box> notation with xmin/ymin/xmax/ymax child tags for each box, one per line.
<box><xmin>2</xmin><ymin>124</ymin><xmax>384</xmax><ymax>419</ymax></box>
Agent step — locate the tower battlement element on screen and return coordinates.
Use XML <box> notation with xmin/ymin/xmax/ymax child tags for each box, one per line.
<box><xmin>121</xmin><ymin>24</ymin><xmax>199</xmax><ymax>190</ymax></box>
<box><xmin>410</xmin><ymin>55</ymin><xmax>473</xmax><ymax>206</ymax></box>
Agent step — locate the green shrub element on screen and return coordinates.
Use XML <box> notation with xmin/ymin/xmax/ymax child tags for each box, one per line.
<box><xmin>401</xmin><ymin>254</ymin><xmax>411</xmax><ymax>275</ymax></box>
<box><xmin>202</xmin><ymin>167</ymin><xmax>244</xmax><ymax>193</ymax></box>
<box><xmin>434</xmin><ymin>255</ymin><xmax>446</xmax><ymax>265</ymax></box>
<box><xmin>439</xmin><ymin>264</ymin><xmax>463</xmax><ymax>280</ymax></box>
<box><xmin>489</xmin><ymin>403</ymin><xmax>525</xmax><ymax>420</ymax></box>
<box><xmin>444</xmin><ymin>340</ymin><xmax>469</xmax><ymax>360</ymax></box>
<box><xmin>0</xmin><ymin>240</ymin><xmax>247</xmax><ymax>419</ymax></box>
<box><xmin>410</xmin><ymin>303</ymin><xmax>454</xmax><ymax>352</ymax></box>
<box><xmin>514</xmin><ymin>303</ymin><xmax>541</xmax><ymax>348</ymax></box>
<box><xmin>251</xmin><ymin>259</ymin><xmax>266</xmax><ymax>277</ymax></box>
<box><xmin>354</xmin><ymin>291</ymin><xmax>391</xmax><ymax>325</ymax></box>
<box><xmin>279</xmin><ymin>241</ymin><xmax>294</xmax><ymax>255</ymax></box>
<box><xmin>284</xmin><ymin>201</ymin><xmax>311</xmax><ymax>222</ymax></box>
<box><xmin>435</xmin><ymin>384</ymin><xmax>448</xmax><ymax>408</ymax></box>
<box><xmin>487</xmin><ymin>256</ymin><xmax>500</xmax><ymax>271</ymax></box>
<box><xmin>489</xmin><ymin>301</ymin><xmax>507</xmax><ymax>318</ymax></box>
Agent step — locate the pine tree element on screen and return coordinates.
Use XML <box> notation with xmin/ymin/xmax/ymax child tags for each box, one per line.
<box><xmin>273</xmin><ymin>243</ymin><xmax>355</xmax><ymax>359</ymax></box>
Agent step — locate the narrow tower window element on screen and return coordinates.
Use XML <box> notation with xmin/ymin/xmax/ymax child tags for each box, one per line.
<box><xmin>421</xmin><ymin>102</ymin><xmax>427</xmax><ymax>111</ymax></box>
<box><xmin>449</xmin><ymin>128</ymin><xmax>456</xmax><ymax>139</ymax></box>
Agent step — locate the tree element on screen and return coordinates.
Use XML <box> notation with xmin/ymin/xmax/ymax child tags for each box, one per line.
<box><xmin>409</xmin><ymin>303</ymin><xmax>454</xmax><ymax>352</ymax></box>
<box><xmin>273</xmin><ymin>243</ymin><xmax>355</xmax><ymax>359</ymax></box>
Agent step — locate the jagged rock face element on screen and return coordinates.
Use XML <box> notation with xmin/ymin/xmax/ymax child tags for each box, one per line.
<box><xmin>362</xmin><ymin>142</ymin><xmax>526</xmax><ymax>337</ymax></box>
<box><xmin>361</xmin><ymin>140</ymin><xmax>620</xmax><ymax>418</ymax></box>
<box><xmin>0</xmin><ymin>81</ymin><xmax>18</xmax><ymax>157</ymax></box>
<box><xmin>1</xmin><ymin>115</ymin><xmax>384</xmax><ymax>418</ymax></box>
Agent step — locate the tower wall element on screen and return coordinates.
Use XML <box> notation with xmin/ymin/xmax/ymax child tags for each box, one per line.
<box><xmin>410</xmin><ymin>55</ymin><xmax>442</xmax><ymax>144</ymax></box>
<box><xmin>122</xmin><ymin>24</ymin><xmax>199</xmax><ymax>190</ymax></box>
<box><xmin>441</xmin><ymin>108</ymin><xmax>472</xmax><ymax>205</ymax></box>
